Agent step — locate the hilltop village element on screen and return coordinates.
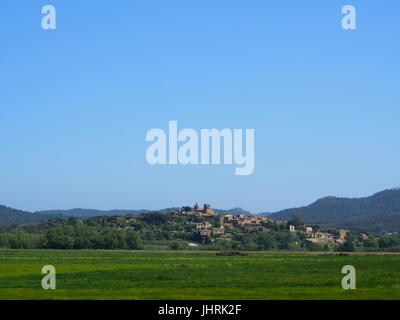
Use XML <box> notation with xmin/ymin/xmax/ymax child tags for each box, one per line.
<box><xmin>3</xmin><ymin>202</ymin><xmax>395</xmax><ymax>252</ymax></box>
<box><xmin>175</xmin><ymin>203</ymin><xmax>366</xmax><ymax>245</ymax></box>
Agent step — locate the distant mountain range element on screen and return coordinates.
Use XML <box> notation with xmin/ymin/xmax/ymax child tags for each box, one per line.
<box><xmin>269</xmin><ymin>189</ymin><xmax>400</xmax><ymax>233</ymax></box>
<box><xmin>2</xmin><ymin>189</ymin><xmax>400</xmax><ymax>233</ymax></box>
<box><xmin>35</xmin><ymin>207</ymin><xmax>250</xmax><ymax>218</ymax></box>
<box><xmin>36</xmin><ymin>208</ymin><xmax>152</xmax><ymax>218</ymax></box>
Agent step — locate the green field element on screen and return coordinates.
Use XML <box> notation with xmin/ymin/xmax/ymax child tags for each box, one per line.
<box><xmin>0</xmin><ymin>249</ymin><xmax>399</xmax><ymax>300</ymax></box>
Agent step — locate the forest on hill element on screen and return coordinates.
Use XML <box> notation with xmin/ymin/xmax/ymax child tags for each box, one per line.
<box><xmin>269</xmin><ymin>189</ymin><xmax>400</xmax><ymax>233</ymax></box>
<box><xmin>1</xmin><ymin>211</ymin><xmax>399</xmax><ymax>252</ymax></box>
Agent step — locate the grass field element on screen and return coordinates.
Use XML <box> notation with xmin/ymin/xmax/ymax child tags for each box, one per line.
<box><xmin>0</xmin><ymin>249</ymin><xmax>399</xmax><ymax>300</ymax></box>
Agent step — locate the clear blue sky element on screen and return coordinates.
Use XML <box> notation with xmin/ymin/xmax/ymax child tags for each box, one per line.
<box><xmin>1</xmin><ymin>1</ymin><xmax>399</xmax><ymax>213</ymax></box>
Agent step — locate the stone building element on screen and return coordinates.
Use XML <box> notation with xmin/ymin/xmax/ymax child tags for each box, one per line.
<box><xmin>196</xmin><ymin>221</ymin><xmax>212</xmax><ymax>230</ymax></box>
<box><xmin>360</xmin><ymin>232</ymin><xmax>369</xmax><ymax>240</ymax></box>
<box><xmin>177</xmin><ymin>203</ymin><xmax>215</xmax><ymax>216</ymax></box>
<box><xmin>212</xmin><ymin>227</ymin><xmax>225</xmax><ymax>236</ymax></box>
<box><xmin>308</xmin><ymin>231</ymin><xmax>335</xmax><ymax>244</ymax></box>
<box><xmin>193</xmin><ymin>203</ymin><xmax>214</xmax><ymax>216</ymax></box>
<box><xmin>220</xmin><ymin>213</ymin><xmax>270</xmax><ymax>232</ymax></box>
<box><xmin>338</xmin><ymin>229</ymin><xmax>347</xmax><ymax>240</ymax></box>
<box><xmin>305</xmin><ymin>226</ymin><xmax>313</xmax><ymax>234</ymax></box>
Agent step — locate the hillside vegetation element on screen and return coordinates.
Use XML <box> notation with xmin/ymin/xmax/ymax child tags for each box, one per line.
<box><xmin>0</xmin><ymin>205</ymin><xmax>57</xmax><ymax>226</ymax></box>
<box><xmin>269</xmin><ymin>189</ymin><xmax>400</xmax><ymax>233</ymax></box>
<box><xmin>1</xmin><ymin>211</ymin><xmax>400</xmax><ymax>252</ymax></box>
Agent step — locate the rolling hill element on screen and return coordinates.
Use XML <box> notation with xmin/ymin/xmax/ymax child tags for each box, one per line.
<box><xmin>0</xmin><ymin>205</ymin><xmax>58</xmax><ymax>226</ymax></box>
<box><xmin>3</xmin><ymin>189</ymin><xmax>400</xmax><ymax>232</ymax></box>
<box><xmin>0</xmin><ymin>206</ymin><xmax>149</xmax><ymax>226</ymax></box>
<box><xmin>269</xmin><ymin>189</ymin><xmax>400</xmax><ymax>233</ymax></box>
<box><xmin>0</xmin><ymin>205</ymin><xmax>252</xmax><ymax>227</ymax></box>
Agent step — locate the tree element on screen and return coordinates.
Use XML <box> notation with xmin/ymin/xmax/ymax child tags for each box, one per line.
<box><xmin>256</xmin><ymin>233</ymin><xmax>277</xmax><ymax>250</ymax></box>
<box><xmin>305</xmin><ymin>240</ymin><xmax>324</xmax><ymax>251</ymax></box>
<box><xmin>46</xmin><ymin>226</ymin><xmax>75</xmax><ymax>249</ymax></box>
<box><xmin>170</xmin><ymin>241</ymin><xmax>184</xmax><ymax>250</ymax></box>
<box><xmin>276</xmin><ymin>232</ymin><xmax>297</xmax><ymax>249</ymax></box>
<box><xmin>289</xmin><ymin>214</ymin><xmax>302</xmax><ymax>229</ymax></box>
<box><xmin>363</xmin><ymin>238</ymin><xmax>378</xmax><ymax>248</ymax></box>
<box><xmin>340</xmin><ymin>240</ymin><xmax>355</xmax><ymax>252</ymax></box>
<box><xmin>141</xmin><ymin>212</ymin><xmax>168</xmax><ymax>226</ymax></box>
<box><xmin>126</xmin><ymin>231</ymin><xmax>142</xmax><ymax>250</ymax></box>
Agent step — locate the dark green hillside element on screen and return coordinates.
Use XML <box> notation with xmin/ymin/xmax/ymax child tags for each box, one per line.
<box><xmin>269</xmin><ymin>189</ymin><xmax>400</xmax><ymax>233</ymax></box>
<box><xmin>0</xmin><ymin>205</ymin><xmax>57</xmax><ymax>226</ymax></box>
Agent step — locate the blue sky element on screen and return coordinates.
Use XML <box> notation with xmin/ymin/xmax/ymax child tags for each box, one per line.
<box><xmin>1</xmin><ymin>1</ymin><xmax>399</xmax><ymax>213</ymax></box>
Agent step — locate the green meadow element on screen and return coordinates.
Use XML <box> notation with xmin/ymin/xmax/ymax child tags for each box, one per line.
<box><xmin>0</xmin><ymin>249</ymin><xmax>399</xmax><ymax>300</ymax></box>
